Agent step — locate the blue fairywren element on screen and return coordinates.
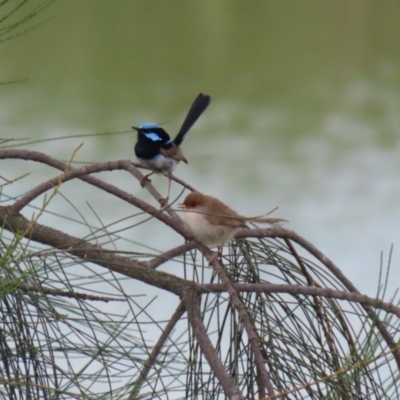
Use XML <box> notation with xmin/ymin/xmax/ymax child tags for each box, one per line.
<box><xmin>133</xmin><ymin>93</ymin><xmax>211</xmax><ymax>205</ymax></box>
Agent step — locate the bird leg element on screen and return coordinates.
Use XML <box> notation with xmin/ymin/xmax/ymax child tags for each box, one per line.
<box><xmin>140</xmin><ymin>172</ymin><xmax>154</xmax><ymax>188</ymax></box>
<box><xmin>159</xmin><ymin>174</ymin><xmax>172</xmax><ymax>208</ymax></box>
<box><xmin>159</xmin><ymin>197</ymin><xmax>169</xmax><ymax>208</ymax></box>
<box><xmin>207</xmin><ymin>244</ymin><xmax>224</xmax><ymax>264</ymax></box>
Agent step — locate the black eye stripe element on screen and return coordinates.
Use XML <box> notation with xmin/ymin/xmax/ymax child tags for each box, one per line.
<box><xmin>140</xmin><ymin>127</ymin><xmax>171</xmax><ymax>143</ymax></box>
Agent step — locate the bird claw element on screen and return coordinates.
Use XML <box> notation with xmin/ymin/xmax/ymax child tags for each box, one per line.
<box><xmin>207</xmin><ymin>252</ymin><xmax>219</xmax><ymax>264</ymax></box>
<box><xmin>140</xmin><ymin>176</ymin><xmax>151</xmax><ymax>188</ymax></box>
<box><xmin>159</xmin><ymin>197</ymin><xmax>169</xmax><ymax>208</ymax></box>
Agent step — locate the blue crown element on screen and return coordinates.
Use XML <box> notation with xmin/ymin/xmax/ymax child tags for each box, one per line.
<box><xmin>139</xmin><ymin>122</ymin><xmax>160</xmax><ymax>129</ymax></box>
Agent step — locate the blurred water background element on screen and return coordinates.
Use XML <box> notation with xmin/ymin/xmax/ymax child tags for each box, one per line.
<box><xmin>1</xmin><ymin>0</ymin><xmax>400</xmax><ymax>297</ymax></box>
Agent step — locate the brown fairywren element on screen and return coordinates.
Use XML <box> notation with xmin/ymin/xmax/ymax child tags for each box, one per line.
<box><xmin>178</xmin><ymin>191</ymin><xmax>286</xmax><ymax>262</ymax></box>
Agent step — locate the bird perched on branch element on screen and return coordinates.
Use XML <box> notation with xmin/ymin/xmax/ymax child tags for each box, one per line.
<box><xmin>178</xmin><ymin>191</ymin><xmax>286</xmax><ymax>262</ymax></box>
<box><xmin>133</xmin><ymin>93</ymin><xmax>211</xmax><ymax>205</ymax></box>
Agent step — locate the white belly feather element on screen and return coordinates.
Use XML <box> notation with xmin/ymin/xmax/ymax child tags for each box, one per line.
<box><xmin>137</xmin><ymin>154</ymin><xmax>178</xmax><ymax>174</ymax></box>
<box><xmin>183</xmin><ymin>211</ymin><xmax>238</xmax><ymax>247</ymax></box>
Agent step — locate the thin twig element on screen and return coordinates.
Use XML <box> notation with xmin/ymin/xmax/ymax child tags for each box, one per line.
<box><xmin>129</xmin><ymin>302</ymin><xmax>186</xmax><ymax>399</ymax></box>
<box><xmin>147</xmin><ymin>242</ymin><xmax>196</xmax><ymax>269</ymax></box>
<box><xmin>130</xmin><ymin>161</ymin><xmax>196</xmax><ymax>192</ymax></box>
<box><xmin>0</xmin><ymin>206</ymin><xmax>195</xmax><ymax>297</ymax></box>
<box><xmin>0</xmin><ymin>150</ymin><xmax>184</xmax><ymax>233</ymax></box>
<box><xmin>238</xmin><ymin>226</ymin><xmax>400</xmax><ymax>371</ymax></box>
<box><xmin>260</xmin><ymin>343</ymin><xmax>400</xmax><ymax>399</ymax></box>
<box><xmin>284</xmin><ymin>238</ymin><xmax>348</xmax><ymax>394</ymax></box>
<box><xmin>10</xmin><ymin>160</ymin><xmax>132</xmax><ymax>212</ymax></box>
<box><xmin>125</xmin><ymin>161</ymin><xmax>182</xmax><ymax>220</ymax></box>
<box><xmin>204</xmin><ymin>245</ymin><xmax>275</xmax><ymax>398</ymax></box>
<box><xmin>200</xmin><ymin>283</ymin><xmax>400</xmax><ymax>317</ymax></box>
<box><xmin>4</xmin><ymin>280</ymin><xmax>126</xmax><ymax>302</ymax></box>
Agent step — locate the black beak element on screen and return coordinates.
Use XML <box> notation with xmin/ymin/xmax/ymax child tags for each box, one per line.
<box><xmin>132</xmin><ymin>126</ymin><xmax>139</xmax><ymax>131</ymax></box>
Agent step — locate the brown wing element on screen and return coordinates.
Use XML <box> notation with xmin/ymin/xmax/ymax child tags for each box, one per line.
<box><xmin>160</xmin><ymin>145</ymin><xmax>188</xmax><ymax>163</ymax></box>
<box><xmin>203</xmin><ymin>197</ymin><xmax>247</xmax><ymax>228</ymax></box>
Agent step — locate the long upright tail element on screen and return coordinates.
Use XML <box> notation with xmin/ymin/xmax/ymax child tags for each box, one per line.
<box><xmin>173</xmin><ymin>93</ymin><xmax>211</xmax><ymax>146</ymax></box>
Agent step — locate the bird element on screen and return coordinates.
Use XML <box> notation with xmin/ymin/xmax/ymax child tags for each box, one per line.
<box><xmin>133</xmin><ymin>93</ymin><xmax>211</xmax><ymax>205</ymax></box>
<box><xmin>178</xmin><ymin>191</ymin><xmax>286</xmax><ymax>262</ymax></box>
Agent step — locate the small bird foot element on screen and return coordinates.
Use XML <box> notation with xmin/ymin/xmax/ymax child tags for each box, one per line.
<box><xmin>207</xmin><ymin>245</ymin><xmax>224</xmax><ymax>264</ymax></box>
<box><xmin>207</xmin><ymin>252</ymin><xmax>219</xmax><ymax>264</ymax></box>
<box><xmin>159</xmin><ymin>197</ymin><xmax>169</xmax><ymax>208</ymax></box>
<box><xmin>140</xmin><ymin>175</ymin><xmax>152</xmax><ymax>188</ymax></box>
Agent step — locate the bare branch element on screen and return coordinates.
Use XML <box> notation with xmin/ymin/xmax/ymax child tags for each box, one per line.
<box><xmin>147</xmin><ymin>242</ymin><xmax>196</xmax><ymax>269</ymax></box>
<box><xmin>200</xmin><ymin>283</ymin><xmax>400</xmax><ymax>317</ymax></box>
<box><xmin>124</xmin><ymin>161</ymin><xmax>184</xmax><ymax>220</ymax></box>
<box><xmin>130</xmin><ymin>160</ymin><xmax>196</xmax><ymax>192</ymax></box>
<box><xmin>284</xmin><ymin>237</ymin><xmax>345</xmax><ymax>391</ymax></box>
<box><xmin>183</xmin><ymin>289</ymin><xmax>245</xmax><ymax>400</ymax></box>
<box><xmin>203</xmin><ymin>243</ymin><xmax>275</xmax><ymax>398</ymax></box>
<box><xmin>3</xmin><ymin>280</ymin><xmax>126</xmax><ymax>302</ymax></box>
<box><xmin>9</xmin><ymin>160</ymin><xmax>139</xmax><ymax>212</ymax></box>
<box><xmin>238</xmin><ymin>226</ymin><xmax>400</xmax><ymax>371</ymax></box>
<box><xmin>0</xmin><ymin>150</ymin><xmax>185</xmax><ymax>233</ymax></box>
<box><xmin>2</xmin><ymin>148</ymin><xmax>399</xmax><ymax>398</ymax></box>
<box><xmin>0</xmin><ymin>206</ymin><xmax>194</xmax><ymax>296</ymax></box>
